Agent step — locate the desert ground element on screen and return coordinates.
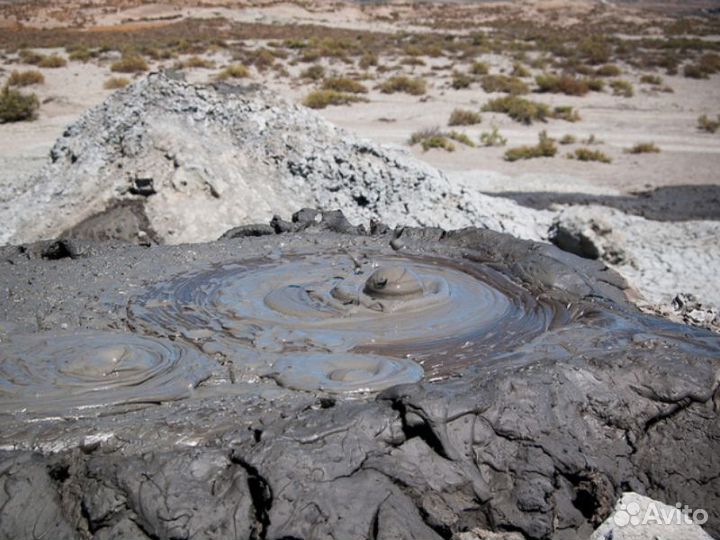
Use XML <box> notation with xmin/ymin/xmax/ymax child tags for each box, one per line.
<box><xmin>1</xmin><ymin>2</ymin><xmax>720</xmax><ymax>539</ymax></box>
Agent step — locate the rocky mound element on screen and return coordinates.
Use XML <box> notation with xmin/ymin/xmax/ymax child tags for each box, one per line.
<box><xmin>0</xmin><ymin>214</ymin><xmax>718</xmax><ymax>540</ymax></box>
<box><xmin>0</xmin><ymin>73</ymin><xmax>549</xmax><ymax>247</ymax></box>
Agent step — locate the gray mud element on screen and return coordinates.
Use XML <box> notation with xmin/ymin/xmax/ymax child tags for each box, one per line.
<box><xmin>0</xmin><ymin>212</ymin><xmax>718</xmax><ymax>540</ymax></box>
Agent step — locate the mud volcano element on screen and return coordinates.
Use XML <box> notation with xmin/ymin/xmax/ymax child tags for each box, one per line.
<box><xmin>0</xmin><ymin>212</ymin><xmax>718</xmax><ymax>540</ymax></box>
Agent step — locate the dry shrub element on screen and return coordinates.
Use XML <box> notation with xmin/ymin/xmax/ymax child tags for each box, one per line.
<box><xmin>104</xmin><ymin>76</ymin><xmax>130</xmax><ymax>90</ymax></box>
<box><xmin>111</xmin><ymin>55</ymin><xmax>149</xmax><ymax>73</ymax></box>
<box><xmin>504</xmin><ymin>130</ymin><xmax>557</xmax><ymax>161</ymax></box>
<box><xmin>0</xmin><ymin>85</ymin><xmax>39</xmax><ymax>123</ymax></box>
<box><xmin>379</xmin><ymin>76</ymin><xmax>427</xmax><ymax>96</ymax></box>
<box><xmin>8</xmin><ymin>70</ymin><xmax>44</xmax><ymax>86</ymax></box>
<box><xmin>322</xmin><ymin>77</ymin><xmax>368</xmax><ymax>94</ymax></box>
<box><xmin>303</xmin><ymin>89</ymin><xmax>367</xmax><ymax>109</ymax></box>
<box><xmin>448</xmin><ymin>108</ymin><xmax>482</xmax><ymax>126</ymax></box>
<box><xmin>216</xmin><ymin>64</ymin><xmax>250</xmax><ymax>80</ymax></box>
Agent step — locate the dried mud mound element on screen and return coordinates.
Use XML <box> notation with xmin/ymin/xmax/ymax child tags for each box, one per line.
<box><xmin>0</xmin><ymin>73</ymin><xmax>547</xmax><ymax>247</ymax></box>
<box><xmin>0</xmin><ymin>214</ymin><xmax>718</xmax><ymax>540</ymax></box>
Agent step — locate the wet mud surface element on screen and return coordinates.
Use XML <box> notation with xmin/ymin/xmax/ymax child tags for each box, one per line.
<box><xmin>0</xmin><ymin>211</ymin><xmax>718</xmax><ymax>539</ymax></box>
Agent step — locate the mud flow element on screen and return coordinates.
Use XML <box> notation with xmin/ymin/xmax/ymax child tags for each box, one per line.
<box><xmin>0</xmin><ymin>331</ymin><xmax>212</xmax><ymax>417</ymax></box>
<box><xmin>128</xmin><ymin>252</ymin><xmax>573</xmax><ymax>392</ymax></box>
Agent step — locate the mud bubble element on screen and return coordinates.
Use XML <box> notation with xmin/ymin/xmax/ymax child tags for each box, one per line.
<box><xmin>129</xmin><ymin>253</ymin><xmax>573</xmax><ymax>389</ymax></box>
<box><xmin>0</xmin><ymin>331</ymin><xmax>213</xmax><ymax>417</ymax></box>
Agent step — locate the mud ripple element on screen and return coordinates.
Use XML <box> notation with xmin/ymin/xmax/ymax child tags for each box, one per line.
<box><xmin>128</xmin><ymin>253</ymin><xmax>573</xmax><ymax>387</ymax></box>
<box><xmin>0</xmin><ymin>331</ymin><xmax>213</xmax><ymax>416</ymax></box>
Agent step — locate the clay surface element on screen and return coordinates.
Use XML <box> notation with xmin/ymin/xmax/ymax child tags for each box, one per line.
<box><xmin>0</xmin><ymin>214</ymin><xmax>718</xmax><ymax>540</ymax></box>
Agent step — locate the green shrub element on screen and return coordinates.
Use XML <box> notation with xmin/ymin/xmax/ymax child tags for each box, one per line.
<box><xmin>111</xmin><ymin>55</ymin><xmax>149</xmax><ymax>73</ymax></box>
<box><xmin>103</xmin><ymin>76</ymin><xmax>130</xmax><ymax>90</ymax></box>
<box><xmin>504</xmin><ymin>130</ymin><xmax>557</xmax><ymax>161</ymax></box>
<box><xmin>470</xmin><ymin>61</ymin><xmax>489</xmax><ymax>75</ymax></box>
<box><xmin>301</xmin><ymin>65</ymin><xmax>325</xmax><ymax>80</ymax></box>
<box><xmin>610</xmin><ymin>79</ymin><xmax>634</xmax><ymax>97</ymax></box>
<box><xmin>409</xmin><ymin>127</ymin><xmax>455</xmax><ymax>152</ymax></box>
<box><xmin>451</xmin><ymin>71</ymin><xmax>473</xmax><ymax>90</ymax></box>
<box><xmin>0</xmin><ymin>85</ymin><xmax>39</xmax><ymax>123</ymax></box>
<box><xmin>587</xmin><ymin>78</ymin><xmax>605</xmax><ymax>92</ymax></box>
<box><xmin>303</xmin><ymin>89</ymin><xmax>367</xmax><ymax>109</ymax></box>
<box><xmin>595</xmin><ymin>64</ymin><xmax>622</xmax><ymax>77</ymax></box>
<box><xmin>626</xmin><ymin>142</ymin><xmax>660</xmax><ymax>154</ymax></box>
<box><xmin>512</xmin><ymin>62</ymin><xmax>531</xmax><ymax>78</ymax></box>
<box><xmin>7</xmin><ymin>70</ymin><xmax>44</xmax><ymax>87</ymax></box>
<box><xmin>38</xmin><ymin>54</ymin><xmax>67</xmax><ymax>68</ymax></box>
<box><xmin>216</xmin><ymin>64</ymin><xmax>250</xmax><ymax>80</ymax></box>
<box><xmin>640</xmin><ymin>74</ymin><xmax>663</xmax><ymax>85</ymax></box>
<box><xmin>535</xmin><ymin>73</ymin><xmax>589</xmax><ymax>96</ymax></box>
<box><xmin>569</xmin><ymin>147</ymin><xmax>612</xmax><ymax>163</ymax></box>
<box><xmin>479</xmin><ymin>126</ymin><xmax>507</xmax><ymax>146</ymax></box>
<box><xmin>482</xmin><ymin>95</ymin><xmax>550</xmax><ymax>124</ymax></box>
<box><xmin>322</xmin><ymin>77</ymin><xmax>368</xmax><ymax>94</ymax></box>
<box><xmin>552</xmin><ymin>105</ymin><xmax>581</xmax><ymax>122</ymax></box>
<box><xmin>379</xmin><ymin>76</ymin><xmax>427</xmax><ymax>95</ymax></box>
<box><xmin>697</xmin><ymin>114</ymin><xmax>720</xmax><ymax>133</ymax></box>
<box><xmin>481</xmin><ymin>74</ymin><xmax>529</xmax><ymax>95</ymax></box>
<box><xmin>559</xmin><ymin>134</ymin><xmax>577</xmax><ymax>145</ymax></box>
<box><xmin>447</xmin><ymin>131</ymin><xmax>476</xmax><ymax>147</ymax></box>
<box><xmin>448</xmin><ymin>108</ymin><xmax>482</xmax><ymax>126</ymax></box>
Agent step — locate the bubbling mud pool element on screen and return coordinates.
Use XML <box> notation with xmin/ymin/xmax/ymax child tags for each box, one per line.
<box><xmin>129</xmin><ymin>253</ymin><xmax>574</xmax><ymax>393</ymax></box>
<box><xmin>0</xmin><ymin>331</ymin><xmax>213</xmax><ymax>417</ymax></box>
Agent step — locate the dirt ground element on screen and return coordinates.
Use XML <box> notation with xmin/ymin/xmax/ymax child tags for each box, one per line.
<box><xmin>1</xmin><ymin>0</ymin><xmax>719</xmax><ymax>204</ymax></box>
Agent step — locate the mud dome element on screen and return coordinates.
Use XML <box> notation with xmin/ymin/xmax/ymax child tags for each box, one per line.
<box><xmin>0</xmin><ymin>214</ymin><xmax>718</xmax><ymax>540</ymax></box>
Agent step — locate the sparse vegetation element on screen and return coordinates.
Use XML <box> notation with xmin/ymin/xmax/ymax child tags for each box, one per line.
<box><xmin>683</xmin><ymin>53</ymin><xmax>720</xmax><ymax>79</ymax></box>
<box><xmin>582</xmin><ymin>134</ymin><xmax>602</xmax><ymax>145</ymax></box>
<box><xmin>0</xmin><ymin>85</ymin><xmax>39</xmax><ymax>123</ymax></box>
<box><xmin>535</xmin><ymin>73</ymin><xmax>589</xmax><ymax>96</ymax></box>
<box><xmin>359</xmin><ymin>52</ymin><xmax>378</xmax><ymax>69</ymax></box>
<box><xmin>322</xmin><ymin>77</ymin><xmax>368</xmax><ymax>94</ymax></box>
<box><xmin>595</xmin><ymin>64</ymin><xmax>622</xmax><ymax>77</ymax></box>
<box><xmin>216</xmin><ymin>64</ymin><xmax>250</xmax><ymax>80</ymax></box>
<box><xmin>111</xmin><ymin>55</ymin><xmax>149</xmax><ymax>73</ymax></box>
<box><xmin>569</xmin><ymin>147</ymin><xmax>612</xmax><ymax>163</ymax></box>
<box><xmin>512</xmin><ymin>62</ymin><xmax>531</xmax><ymax>78</ymax></box>
<box><xmin>303</xmin><ymin>89</ymin><xmax>367</xmax><ymax>109</ymax></box>
<box><xmin>626</xmin><ymin>142</ymin><xmax>660</xmax><ymax>154</ymax></box>
<box><xmin>448</xmin><ymin>108</ymin><xmax>482</xmax><ymax>126</ymax></box>
<box><xmin>300</xmin><ymin>65</ymin><xmax>325</xmax><ymax>80</ymax></box>
<box><xmin>479</xmin><ymin>126</ymin><xmax>507</xmax><ymax>147</ymax></box>
<box><xmin>552</xmin><ymin>106</ymin><xmax>581</xmax><ymax>122</ymax></box>
<box><xmin>7</xmin><ymin>70</ymin><xmax>44</xmax><ymax>87</ymax></box>
<box><xmin>181</xmin><ymin>56</ymin><xmax>215</xmax><ymax>69</ymax></box>
<box><xmin>610</xmin><ymin>79</ymin><xmax>634</xmax><ymax>97</ymax></box>
<box><xmin>698</xmin><ymin>114</ymin><xmax>720</xmax><ymax>133</ymax></box>
<box><xmin>379</xmin><ymin>76</ymin><xmax>427</xmax><ymax>96</ymax></box>
<box><xmin>409</xmin><ymin>127</ymin><xmax>455</xmax><ymax>152</ymax></box>
<box><xmin>481</xmin><ymin>74</ymin><xmax>529</xmax><ymax>95</ymax></box>
<box><xmin>103</xmin><ymin>76</ymin><xmax>130</xmax><ymax>90</ymax></box>
<box><xmin>640</xmin><ymin>74</ymin><xmax>663</xmax><ymax>85</ymax></box>
<box><xmin>504</xmin><ymin>131</ymin><xmax>557</xmax><ymax>161</ymax></box>
<box><xmin>447</xmin><ymin>131</ymin><xmax>476</xmax><ymax>147</ymax></box>
<box><xmin>482</xmin><ymin>96</ymin><xmax>550</xmax><ymax>125</ymax></box>
<box><xmin>470</xmin><ymin>61</ymin><xmax>489</xmax><ymax>75</ymax></box>
<box><xmin>37</xmin><ymin>54</ymin><xmax>67</xmax><ymax>68</ymax></box>
<box><xmin>559</xmin><ymin>134</ymin><xmax>577</xmax><ymax>145</ymax></box>
<box><xmin>451</xmin><ymin>71</ymin><xmax>473</xmax><ymax>90</ymax></box>
<box><xmin>67</xmin><ymin>46</ymin><xmax>94</xmax><ymax>63</ymax></box>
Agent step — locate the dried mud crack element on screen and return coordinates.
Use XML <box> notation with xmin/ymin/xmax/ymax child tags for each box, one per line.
<box><xmin>0</xmin><ymin>212</ymin><xmax>718</xmax><ymax>540</ymax></box>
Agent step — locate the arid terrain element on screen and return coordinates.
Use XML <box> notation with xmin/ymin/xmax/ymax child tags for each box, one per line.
<box><xmin>0</xmin><ymin>3</ymin><xmax>719</xmax><ymax>539</ymax></box>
